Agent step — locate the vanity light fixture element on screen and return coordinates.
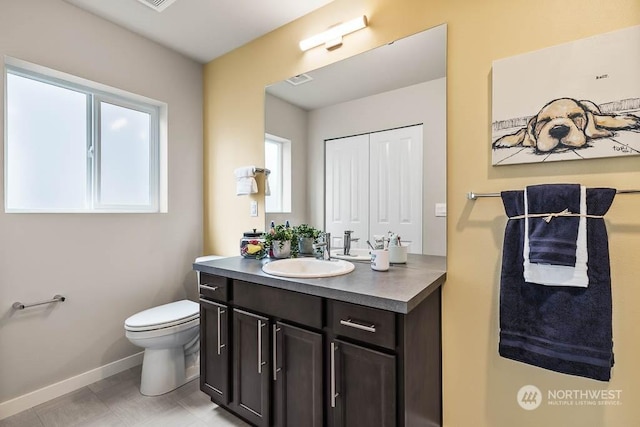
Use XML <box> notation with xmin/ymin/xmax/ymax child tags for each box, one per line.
<box><xmin>299</xmin><ymin>15</ymin><xmax>368</xmax><ymax>51</ymax></box>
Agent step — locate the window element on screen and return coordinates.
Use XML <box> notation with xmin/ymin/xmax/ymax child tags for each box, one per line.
<box><xmin>264</xmin><ymin>134</ymin><xmax>291</xmax><ymax>213</ymax></box>
<box><xmin>4</xmin><ymin>58</ymin><xmax>166</xmax><ymax>213</ymax></box>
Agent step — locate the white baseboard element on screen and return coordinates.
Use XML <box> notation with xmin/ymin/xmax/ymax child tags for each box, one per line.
<box><xmin>0</xmin><ymin>352</ymin><xmax>144</xmax><ymax>420</ymax></box>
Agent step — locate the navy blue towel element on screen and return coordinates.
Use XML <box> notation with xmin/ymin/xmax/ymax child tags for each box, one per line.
<box><xmin>499</xmin><ymin>187</ymin><xmax>616</xmax><ymax>381</ymax></box>
<box><xmin>527</xmin><ymin>184</ymin><xmax>581</xmax><ymax>266</ymax></box>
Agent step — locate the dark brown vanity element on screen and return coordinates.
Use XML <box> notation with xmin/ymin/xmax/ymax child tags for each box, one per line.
<box><xmin>193</xmin><ymin>255</ymin><xmax>445</xmax><ymax>427</ymax></box>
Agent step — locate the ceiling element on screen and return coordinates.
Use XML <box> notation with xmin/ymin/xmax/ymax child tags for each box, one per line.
<box><xmin>64</xmin><ymin>0</ymin><xmax>335</xmax><ymax>63</ymax></box>
<box><xmin>267</xmin><ymin>24</ymin><xmax>447</xmax><ymax>111</ymax></box>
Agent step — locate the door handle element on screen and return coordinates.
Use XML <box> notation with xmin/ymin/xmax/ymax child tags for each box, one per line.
<box><xmin>331</xmin><ymin>342</ymin><xmax>339</xmax><ymax>408</ymax></box>
<box><xmin>257</xmin><ymin>320</ymin><xmax>266</xmax><ymax>374</ymax></box>
<box><xmin>216</xmin><ymin>307</ymin><xmax>226</xmax><ymax>355</ymax></box>
<box><xmin>273</xmin><ymin>325</ymin><xmax>281</xmax><ymax>381</ymax></box>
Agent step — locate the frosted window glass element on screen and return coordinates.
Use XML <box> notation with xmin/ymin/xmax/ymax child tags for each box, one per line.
<box><xmin>99</xmin><ymin>102</ymin><xmax>151</xmax><ymax>206</ymax></box>
<box><xmin>6</xmin><ymin>74</ymin><xmax>87</xmax><ymax>210</ymax></box>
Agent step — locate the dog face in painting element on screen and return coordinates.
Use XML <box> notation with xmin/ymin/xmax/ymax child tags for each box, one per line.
<box><xmin>493</xmin><ymin>98</ymin><xmax>640</xmax><ymax>152</ymax></box>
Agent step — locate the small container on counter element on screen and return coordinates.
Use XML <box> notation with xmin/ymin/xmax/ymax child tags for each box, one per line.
<box><xmin>240</xmin><ymin>229</ymin><xmax>267</xmax><ymax>259</ymax></box>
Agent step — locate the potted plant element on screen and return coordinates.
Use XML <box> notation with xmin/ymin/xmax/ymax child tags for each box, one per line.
<box><xmin>293</xmin><ymin>224</ymin><xmax>322</xmax><ymax>255</ymax></box>
<box><xmin>263</xmin><ymin>223</ymin><xmax>294</xmax><ymax>258</ymax></box>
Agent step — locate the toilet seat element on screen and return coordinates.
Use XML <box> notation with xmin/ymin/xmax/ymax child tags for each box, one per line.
<box><xmin>125</xmin><ymin>300</ymin><xmax>199</xmax><ymax>332</ymax></box>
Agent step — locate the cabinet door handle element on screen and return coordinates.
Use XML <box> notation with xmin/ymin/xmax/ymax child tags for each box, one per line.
<box><xmin>199</xmin><ymin>284</ymin><xmax>219</xmax><ymax>292</ymax></box>
<box><xmin>340</xmin><ymin>318</ymin><xmax>376</xmax><ymax>333</ymax></box>
<box><xmin>216</xmin><ymin>307</ymin><xmax>226</xmax><ymax>355</ymax></box>
<box><xmin>330</xmin><ymin>342</ymin><xmax>339</xmax><ymax>408</ymax></box>
<box><xmin>273</xmin><ymin>325</ymin><xmax>281</xmax><ymax>381</ymax></box>
<box><xmin>257</xmin><ymin>320</ymin><xmax>266</xmax><ymax>374</ymax></box>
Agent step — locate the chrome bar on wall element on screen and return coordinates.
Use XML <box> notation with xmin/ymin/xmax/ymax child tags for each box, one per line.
<box><xmin>467</xmin><ymin>189</ymin><xmax>640</xmax><ymax>200</ymax></box>
<box><xmin>12</xmin><ymin>295</ymin><xmax>66</xmax><ymax>310</ymax></box>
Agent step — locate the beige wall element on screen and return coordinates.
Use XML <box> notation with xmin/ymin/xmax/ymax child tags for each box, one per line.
<box><xmin>204</xmin><ymin>0</ymin><xmax>640</xmax><ymax>425</ymax></box>
<box><xmin>0</xmin><ymin>0</ymin><xmax>203</xmax><ymax>403</ymax></box>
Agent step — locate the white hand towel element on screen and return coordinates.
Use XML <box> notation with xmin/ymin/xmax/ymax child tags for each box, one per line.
<box><xmin>523</xmin><ymin>185</ymin><xmax>588</xmax><ymax>287</ymax></box>
<box><xmin>264</xmin><ymin>171</ymin><xmax>271</xmax><ymax>196</ymax></box>
<box><xmin>234</xmin><ymin>166</ymin><xmax>258</xmax><ymax>195</ymax></box>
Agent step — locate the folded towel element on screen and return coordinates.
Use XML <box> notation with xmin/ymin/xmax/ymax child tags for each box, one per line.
<box><xmin>526</xmin><ymin>184</ymin><xmax>581</xmax><ymax>266</ymax></box>
<box><xmin>234</xmin><ymin>166</ymin><xmax>258</xmax><ymax>195</ymax></box>
<box><xmin>499</xmin><ymin>187</ymin><xmax>616</xmax><ymax>381</ymax></box>
<box><xmin>524</xmin><ymin>185</ymin><xmax>588</xmax><ymax>287</ymax></box>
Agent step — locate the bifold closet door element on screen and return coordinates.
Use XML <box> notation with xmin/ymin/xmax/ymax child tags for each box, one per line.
<box><xmin>369</xmin><ymin>125</ymin><xmax>423</xmax><ymax>253</ymax></box>
<box><xmin>325</xmin><ymin>134</ymin><xmax>369</xmax><ymax>250</ymax></box>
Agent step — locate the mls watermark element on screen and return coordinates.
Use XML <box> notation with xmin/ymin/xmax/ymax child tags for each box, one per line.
<box><xmin>517</xmin><ymin>385</ymin><xmax>623</xmax><ymax>410</ymax></box>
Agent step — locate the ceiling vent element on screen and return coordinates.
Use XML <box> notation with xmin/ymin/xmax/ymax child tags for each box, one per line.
<box><xmin>286</xmin><ymin>74</ymin><xmax>314</xmax><ymax>86</ymax></box>
<box><xmin>136</xmin><ymin>0</ymin><xmax>179</xmax><ymax>12</ymax></box>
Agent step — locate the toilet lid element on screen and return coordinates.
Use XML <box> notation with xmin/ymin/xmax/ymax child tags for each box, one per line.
<box><xmin>125</xmin><ymin>300</ymin><xmax>199</xmax><ymax>331</ymax></box>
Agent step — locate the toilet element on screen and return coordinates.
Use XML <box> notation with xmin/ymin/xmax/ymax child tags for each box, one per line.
<box><xmin>125</xmin><ymin>300</ymin><xmax>200</xmax><ymax>396</ymax></box>
<box><xmin>124</xmin><ymin>255</ymin><xmax>225</xmax><ymax>396</ymax></box>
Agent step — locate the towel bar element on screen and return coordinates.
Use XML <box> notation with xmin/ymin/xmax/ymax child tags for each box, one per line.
<box><xmin>468</xmin><ymin>189</ymin><xmax>640</xmax><ymax>200</ymax></box>
<box><xmin>12</xmin><ymin>295</ymin><xmax>66</xmax><ymax>310</ymax></box>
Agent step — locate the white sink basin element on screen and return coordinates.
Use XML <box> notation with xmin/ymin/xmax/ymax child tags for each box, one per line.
<box><xmin>331</xmin><ymin>248</ymin><xmax>371</xmax><ymax>261</ymax></box>
<box><xmin>262</xmin><ymin>258</ymin><xmax>355</xmax><ymax>278</ymax></box>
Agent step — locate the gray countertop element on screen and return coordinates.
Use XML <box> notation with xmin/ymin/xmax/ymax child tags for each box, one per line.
<box><xmin>193</xmin><ymin>254</ymin><xmax>446</xmax><ymax>314</ymax></box>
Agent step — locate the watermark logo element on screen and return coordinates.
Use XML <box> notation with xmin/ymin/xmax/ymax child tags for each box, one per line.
<box><xmin>517</xmin><ymin>385</ymin><xmax>542</xmax><ymax>410</ymax></box>
<box><xmin>516</xmin><ymin>385</ymin><xmax>623</xmax><ymax>410</ymax></box>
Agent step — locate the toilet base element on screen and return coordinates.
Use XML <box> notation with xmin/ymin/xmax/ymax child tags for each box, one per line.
<box><xmin>140</xmin><ymin>347</ymin><xmax>194</xmax><ymax>396</ymax></box>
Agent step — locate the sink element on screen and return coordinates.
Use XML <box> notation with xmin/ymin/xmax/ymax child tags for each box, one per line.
<box><xmin>262</xmin><ymin>258</ymin><xmax>355</xmax><ymax>278</ymax></box>
<box><xmin>331</xmin><ymin>248</ymin><xmax>371</xmax><ymax>261</ymax></box>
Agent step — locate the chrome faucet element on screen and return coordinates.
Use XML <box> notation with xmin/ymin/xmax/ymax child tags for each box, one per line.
<box><xmin>343</xmin><ymin>230</ymin><xmax>360</xmax><ymax>256</ymax></box>
<box><xmin>313</xmin><ymin>233</ymin><xmax>331</xmax><ymax>260</ymax></box>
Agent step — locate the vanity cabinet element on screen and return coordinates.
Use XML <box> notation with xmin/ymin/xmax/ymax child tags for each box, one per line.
<box><xmin>330</xmin><ymin>339</ymin><xmax>396</xmax><ymax>427</ymax></box>
<box><xmin>197</xmin><ymin>268</ymin><xmax>442</xmax><ymax>427</ymax></box>
<box><xmin>232</xmin><ymin>309</ymin><xmax>270</xmax><ymax>426</ymax></box>
<box><xmin>198</xmin><ymin>275</ymin><xmax>230</xmax><ymax>406</ymax></box>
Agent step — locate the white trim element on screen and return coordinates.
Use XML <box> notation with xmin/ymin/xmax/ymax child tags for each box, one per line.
<box><xmin>0</xmin><ymin>352</ymin><xmax>143</xmax><ymax>420</ymax></box>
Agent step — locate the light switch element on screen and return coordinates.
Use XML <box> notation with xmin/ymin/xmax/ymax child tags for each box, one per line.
<box><xmin>435</xmin><ymin>203</ymin><xmax>447</xmax><ymax>217</ymax></box>
<box><xmin>250</xmin><ymin>201</ymin><xmax>258</xmax><ymax>217</ymax></box>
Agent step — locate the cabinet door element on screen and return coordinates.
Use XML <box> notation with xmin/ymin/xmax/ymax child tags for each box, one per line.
<box><xmin>233</xmin><ymin>309</ymin><xmax>270</xmax><ymax>427</ymax></box>
<box><xmin>273</xmin><ymin>322</ymin><xmax>323</xmax><ymax>427</ymax></box>
<box><xmin>199</xmin><ymin>299</ymin><xmax>229</xmax><ymax>405</ymax></box>
<box><xmin>330</xmin><ymin>339</ymin><xmax>396</xmax><ymax>427</ymax></box>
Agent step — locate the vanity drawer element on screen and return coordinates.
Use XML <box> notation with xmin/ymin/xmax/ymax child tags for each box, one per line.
<box><xmin>233</xmin><ymin>280</ymin><xmax>322</xmax><ymax>329</ymax></box>
<box><xmin>329</xmin><ymin>300</ymin><xmax>396</xmax><ymax>350</ymax></box>
<box><xmin>199</xmin><ymin>274</ymin><xmax>230</xmax><ymax>302</ymax></box>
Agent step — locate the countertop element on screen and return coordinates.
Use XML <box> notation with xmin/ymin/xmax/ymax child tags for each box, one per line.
<box><xmin>193</xmin><ymin>254</ymin><xmax>446</xmax><ymax>314</ymax></box>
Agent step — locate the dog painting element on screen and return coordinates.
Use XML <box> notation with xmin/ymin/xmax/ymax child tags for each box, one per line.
<box><xmin>493</xmin><ymin>98</ymin><xmax>640</xmax><ymax>152</ymax></box>
<box><xmin>492</xmin><ymin>25</ymin><xmax>640</xmax><ymax>165</ymax></box>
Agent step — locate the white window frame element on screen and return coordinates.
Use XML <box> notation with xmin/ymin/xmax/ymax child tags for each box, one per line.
<box><xmin>4</xmin><ymin>57</ymin><xmax>168</xmax><ymax>213</ymax></box>
<box><xmin>265</xmin><ymin>133</ymin><xmax>291</xmax><ymax>213</ymax></box>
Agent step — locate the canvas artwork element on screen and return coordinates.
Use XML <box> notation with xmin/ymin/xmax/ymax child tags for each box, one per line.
<box><xmin>492</xmin><ymin>25</ymin><xmax>640</xmax><ymax>166</ymax></box>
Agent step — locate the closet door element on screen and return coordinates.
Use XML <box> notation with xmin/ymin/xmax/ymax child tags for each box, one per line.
<box><xmin>325</xmin><ymin>134</ymin><xmax>369</xmax><ymax>251</ymax></box>
<box><xmin>369</xmin><ymin>125</ymin><xmax>423</xmax><ymax>253</ymax></box>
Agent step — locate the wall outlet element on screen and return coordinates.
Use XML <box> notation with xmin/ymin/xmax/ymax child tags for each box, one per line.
<box><xmin>250</xmin><ymin>201</ymin><xmax>258</xmax><ymax>217</ymax></box>
<box><xmin>435</xmin><ymin>203</ymin><xmax>447</xmax><ymax>217</ymax></box>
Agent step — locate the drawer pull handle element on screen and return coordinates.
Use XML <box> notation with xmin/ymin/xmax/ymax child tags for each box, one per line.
<box><xmin>199</xmin><ymin>284</ymin><xmax>219</xmax><ymax>292</ymax></box>
<box><xmin>340</xmin><ymin>318</ymin><xmax>376</xmax><ymax>333</ymax></box>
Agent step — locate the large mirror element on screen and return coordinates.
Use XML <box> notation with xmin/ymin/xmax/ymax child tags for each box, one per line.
<box><xmin>264</xmin><ymin>24</ymin><xmax>447</xmax><ymax>257</ymax></box>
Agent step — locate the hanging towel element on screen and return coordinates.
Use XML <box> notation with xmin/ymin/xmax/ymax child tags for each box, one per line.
<box><xmin>264</xmin><ymin>170</ymin><xmax>271</xmax><ymax>196</ymax></box>
<box><xmin>234</xmin><ymin>166</ymin><xmax>258</xmax><ymax>195</ymax></box>
<box><xmin>524</xmin><ymin>185</ymin><xmax>589</xmax><ymax>287</ymax></box>
<box><xmin>499</xmin><ymin>187</ymin><xmax>616</xmax><ymax>381</ymax></box>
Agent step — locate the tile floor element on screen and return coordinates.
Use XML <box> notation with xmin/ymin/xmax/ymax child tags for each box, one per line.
<box><xmin>0</xmin><ymin>366</ymin><xmax>249</xmax><ymax>427</ymax></box>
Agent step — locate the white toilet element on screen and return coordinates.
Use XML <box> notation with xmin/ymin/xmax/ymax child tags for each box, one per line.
<box><xmin>125</xmin><ymin>299</ymin><xmax>200</xmax><ymax>396</ymax></box>
<box><xmin>124</xmin><ymin>255</ymin><xmax>224</xmax><ymax>396</ymax></box>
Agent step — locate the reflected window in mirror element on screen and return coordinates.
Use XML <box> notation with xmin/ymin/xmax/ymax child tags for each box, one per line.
<box><xmin>265</xmin><ymin>134</ymin><xmax>292</xmax><ymax>213</ymax></box>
